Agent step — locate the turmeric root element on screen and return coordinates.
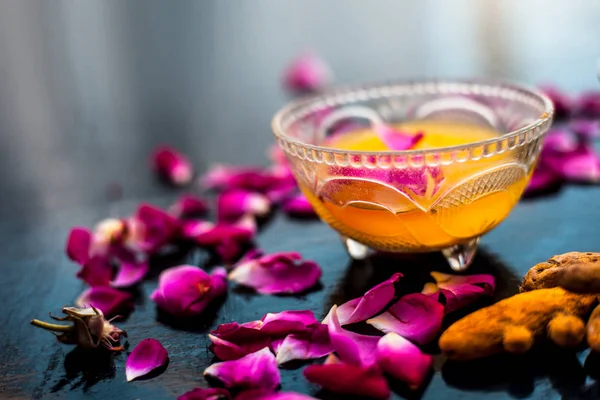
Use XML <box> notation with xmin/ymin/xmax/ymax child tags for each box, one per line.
<box><xmin>520</xmin><ymin>252</ymin><xmax>600</xmax><ymax>292</ymax></box>
<box><xmin>587</xmin><ymin>304</ymin><xmax>600</xmax><ymax>352</ymax></box>
<box><xmin>439</xmin><ymin>288</ymin><xmax>595</xmax><ymax>360</ymax></box>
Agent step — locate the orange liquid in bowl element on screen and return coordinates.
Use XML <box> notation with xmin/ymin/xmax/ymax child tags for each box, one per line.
<box><xmin>301</xmin><ymin>121</ymin><xmax>530</xmax><ymax>251</ymax></box>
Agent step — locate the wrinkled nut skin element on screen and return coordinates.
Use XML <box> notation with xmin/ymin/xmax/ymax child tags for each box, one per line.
<box><xmin>439</xmin><ymin>288</ymin><xmax>596</xmax><ymax>360</ymax></box>
<box><xmin>521</xmin><ymin>252</ymin><xmax>600</xmax><ymax>292</ymax></box>
<box><xmin>557</xmin><ymin>263</ymin><xmax>600</xmax><ymax>294</ymax></box>
<box><xmin>547</xmin><ymin>314</ymin><xmax>586</xmax><ymax>347</ymax></box>
<box><xmin>503</xmin><ymin>326</ymin><xmax>533</xmax><ymax>354</ymax></box>
<box><xmin>587</xmin><ymin>305</ymin><xmax>600</xmax><ymax>352</ymax></box>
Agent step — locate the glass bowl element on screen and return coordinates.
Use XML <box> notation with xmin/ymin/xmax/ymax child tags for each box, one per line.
<box><xmin>271</xmin><ymin>80</ymin><xmax>553</xmax><ymax>270</ymax></box>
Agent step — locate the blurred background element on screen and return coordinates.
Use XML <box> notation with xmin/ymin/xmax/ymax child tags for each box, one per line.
<box><xmin>0</xmin><ymin>0</ymin><xmax>599</xmax><ymax>220</ymax></box>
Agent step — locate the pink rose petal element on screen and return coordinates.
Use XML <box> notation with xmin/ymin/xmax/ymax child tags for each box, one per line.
<box><xmin>576</xmin><ymin>91</ymin><xmax>600</xmax><ymax>117</ymax></box>
<box><xmin>570</xmin><ymin>119</ymin><xmax>600</xmax><ymax>140</ymax></box>
<box><xmin>281</xmin><ymin>194</ymin><xmax>317</xmax><ymax>218</ymax></box>
<box><xmin>552</xmin><ymin>143</ymin><xmax>600</xmax><ymax>182</ymax></box>
<box><xmin>77</xmin><ymin>255</ymin><xmax>113</xmax><ymax>287</ymax></box>
<box><xmin>193</xmin><ymin>218</ymin><xmax>255</xmax><ymax>263</ymax></box>
<box><xmin>110</xmin><ymin>246</ymin><xmax>149</xmax><ymax>288</ymax></box>
<box><xmin>303</xmin><ymin>361</ymin><xmax>390</xmax><ymax>399</ymax></box>
<box><xmin>129</xmin><ymin>203</ymin><xmax>180</xmax><ymax>253</ymax></box>
<box><xmin>169</xmin><ymin>194</ymin><xmax>210</xmax><ymax>218</ymax></box>
<box><xmin>367</xmin><ymin>293</ymin><xmax>444</xmax><ymax>345</ymax></box>
<box><xmin>375</xmin><ymin>124</ymin><xmax>424</xmax><ymax>150</ymax></box>
<box><xmin>217</xmin><ymin>190</ymin><xmax>271</xmax><ymax>222</ymax></box>
<box><xmin>525</xmin><ymin>167</ymin><xmax>561</xmax><ymax>195</ymax></box>
<box><xmin>376</xmin><ymin>332</ymin><xmax>433</xmax><ymax>390</ymax></box>
<box><xmin>229</xmin><ymin>252</ymin><xmax>321</xmax><ymax>295</ymax></box>
<box><xmin>209</xmin><ymin>321</ymin><xmax>270</xmax><ymax>361</ymax></box>
<box><xmin>425</xmin><ymin>271</ymin><xmax>495</xmax><ymax>314</ymax></box>
<box><xmin>325</xmin><ymin>305</ymin><xmax>380</xmax><ymax>366</ymax></box>
<box><xmin>66</xmin><ymin>227</ymin><xmax>92</xmax><ymax>265</ymax></box>
<box><xmin>181</xmin><ymin>220</ymin><xmax>215</xmax><ymax>240</ymax></box>
<box><xmin>150</xmin><ymin>266</ymin><xmax>227</xmax><ymax>317</ymax></box>
<box><xmin>202</xmin><ymin>165</ymin><xmax>281</xmax><ymax>193</ymax></box>
<box><xmin>276</xmin><ymin>324</ymin><xmax>333</xmax><ymax>364</ymax></box>
<box><xmin>151</xmin><ymin>145</ymin><xmax>193</xmax><ymax>186</ymax></box>
<box><xmin>75</xmin><ymin>286</ymin><xmax>133</xmax><ymax>318</ymax></box>
<box><xmin>236</xmin><ymin>390</ymin><xmax>317</xmax><ymax>400</ymax></box>
<box><xmin>126</xmin><ymin>338</ymin><xmax>169</xmax><ymax>381</ymax></box>
<box><xmin>260</xmin><ymin>310</ymin><xmax>319</xmax><ymax>335</ymax></box>
<box><xmin>204</xmin><ymin>347</ymin><xmax>280</xmax><ymax>391</ymax></box>
<box><xmin>177</xmin><ymin>387</ymin><xmax>231</xmax><ymax>400</ymax></box>
<box><xmin>282</xmin><ymin>52</ymin><xmax>331</xmax><ymax>93</ymax></box>
<box><xmin>544</xmin><ymin>129</ymin><xmax>579</xmax><ymax>153</ymax></box>
<box><xmin>540</xmin><ymin>85</ymin><xmax>573</xmax><ymax>118</ymax></box>
<box><xmin>334</xmin><ymin>272</ymin><xmax>402</xmax><ymax>325</ymax></box>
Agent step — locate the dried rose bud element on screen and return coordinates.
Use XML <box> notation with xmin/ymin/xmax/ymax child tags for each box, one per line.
<box><xmin>31</xmin><ymin>306</ymin><xmax>126</xmax><ymax>351</ymax></box>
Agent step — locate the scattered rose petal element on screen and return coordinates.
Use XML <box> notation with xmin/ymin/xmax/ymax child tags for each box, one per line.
<box><xmin>77</xmin><ymin>255</ymin><xmax>113</xmax><ymax>287</ymax></box>
<box><xmin>126</xmin><ymin>338</ymin><xmax>169</xmax><ymax>381</ymax></box>
<box><xmin>177</xmin><ymin>388</ymin><xmax>231</xmax><ymax>400</ymax></box>
<box><xmin>193</xmin><ymin>217</ymin><xmax>255</xmax><ymax>263</ymax></box>
<box><xmin>110</xmin><ymin>247</ymin><xmax>149</xmax><ymax>288</ymax></box>
<box><xmin>170</xmin><ymin>194</ymin><xmax>210</xmax><ymax>218</ymax></box>
<box><xmin>544</xmin><ymin>129</ymin><xmax>579</xmax><ymax>153</ymax></box>
<box><xmin>376</xmin><ymin>332</ymin><xmax>433</xmax><ymax>390</ymax></box>
<box><xmin>236</xmin><ymin>390</ymin><xmax>317</xmax><ymax>400</ymax></box>
<box><xmin>229</xmin><ymin>252</ymin><xmax>321</xmax><ymax>295</ymax></box>
<box><xmin>282</xmin><ymin>52</ymin><xmax>331</xmax><ymax>93</ymax></box>
<box><xmin>152</xmin><ymin>145</ymin><xmax>193</xmax><ymax>186</ymax></box>
<box><xmin>334</xmin><ymin>273</ymin><xmax>402</xmax><ymax>325</ymax></box>
<box><xmin>150</xmin><ymin>266</ymin><xmax>227</xmax><ymax>317</ymax></box>
<box><xmin>75</xmin><ymin>286</ymin><xmax>133</xmax><ymax>318</ymax></box>
<box><xmin>31</xmin><ymin>306</ymin><xmax>126</xmax><ymax>350</ymax></box>
<box><xmin>576</xmin><ymin>91</ymin><xmax>600</xmax><ymax>117</ymax></box>
<box><xmin>128</xmin><ymin>203</ymin><xmax>180</xmax><ymax>253</ymax></box>
<box><xmin>525</xmin><ymin>166</ymin><xmax>562</xmax><ymax>195</ymax></box>
<box><xmin>366</xmin><ymin>293</ymin><xmax>444</xmax><ymax>345</ymax></box>
<box><xmin>181</xmin><ymin>220</ymin><xmax>215</xmax><ymax>239</ymax></box>
<box><xmin>303</xmin><ymin>361</ymin><xmax>390</xmax><ymax>399</ymax></box>
<box><xmin>276</xmin><ymin>324</ymin><xmax>333</xmax><ymax>364</ymax></box>
<box><xmin>66</xmin><ymin>227</ymin><xmax>92</xmax><ymax>265</ymax></box>
<box><xmin>424</xmin><ymin>272</ymin><xmax>495</xmax><ymax>314</ymax></box>
<box><xmin>375</xmin><ymin>124</ymin><xmax>424</xmax><ymax>150</ymax></box>
<box><xmin>282</xmin><ymin>194</ymin><xmax>317</xmax><ymax>218</ymax></box>
<box><xmin>209</xmin><ymin>321</ymin><xmax>270</xmax><ymax>361</ymax></box>
<box><xmin>552</xmin><ymin>143</ymin><xmax>600</xmax><ymax>182</ymax></box>
<box><xmin>260</xmin><ymin>310</ymin><xmax>319</xmax><ymax>335</ymax></box>
<box><xmin>325</xmin><ymin>305</ymin><xmax>380</xmax><ymax>366</ymax></box>
<box><xmin>570</xmin><ymin>119</ymin><xmax>600</xmax><ymax>140</ymax></box>
<box><xmin>202</xmin><ymin>165</ymin><xmax>280</xmax><ymax>193</ymax></box>
<box><xmin>204</xmin><ymin>347</ymin><xmax>280</xmax><ymax>391</ymax></box>
<box><xmin>217</xmin><ymin>190</ymin><xmax>271</xmax><ymax>222</ymax></box>
<box><xmin>540</xmin><ymin>85</ymin><xmax>572</xmax><ymax>118</ymax></box>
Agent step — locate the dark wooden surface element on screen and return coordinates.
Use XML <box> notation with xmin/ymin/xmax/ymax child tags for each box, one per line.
<box><xmin>1</xmin><ymin>1</ymin><xmax>600</xmax><ymax>399</ymax></box>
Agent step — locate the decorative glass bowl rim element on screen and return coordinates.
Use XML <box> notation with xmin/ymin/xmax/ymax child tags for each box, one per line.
<box><xmin>271</xmin><ymin>79</ymin><xmax>554</xmax><ymax>166</ymax></box>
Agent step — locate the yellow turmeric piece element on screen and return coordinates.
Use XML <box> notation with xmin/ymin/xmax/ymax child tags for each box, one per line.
<box><xmin>520</xmin><ymin>252</ymin><xmax>600</xmax><ymax>292</ymax></box>
<box><xmin>439</xmin><ymin>288</ymin><xmax>596</xmax><ymax>360</ymax></box>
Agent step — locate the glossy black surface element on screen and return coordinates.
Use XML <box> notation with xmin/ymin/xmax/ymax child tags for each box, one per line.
<box><xmin>1</xmin><ymin>1</ymin><xmax>600</xmax><ymax>399</ymax></box>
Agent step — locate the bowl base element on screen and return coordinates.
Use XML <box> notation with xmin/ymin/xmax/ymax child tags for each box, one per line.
<box><xmin>341</xmin><ymin>236</ymin><xmax>480</xmax><ymax>271</ymax></box>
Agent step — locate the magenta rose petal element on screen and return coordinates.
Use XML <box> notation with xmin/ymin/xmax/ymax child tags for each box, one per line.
<box><xmin>209</xmin><ymin>321</ymin><xmax>270</xmax><ymax>361</ymax></box>
<box><xmin>570</xmin><ymin>119</ymin><xmax>600</xmax><ymax>140</ymax></box>
<box><xmin>576</xmin><ymin>91</ymin><xmax>600</xmax><ymax>117</ymax></box>
<box><xmin>169</xmin><ymin>194</ymin><xmax>210</xmax><ymax>218</ymax></box>
<box><xmin>303</xmin><ymin>362</ymin><xmax>390</xmax><ymax>399</ymax></box>
<box><xmin>427</xmin><ymin>272</ymin><xmax>495</xmax><ymax>314</ymax></box>
<box><xmin>375</xmin><ymin>124</ymin><xmax>424</xmax><ymax>150</ymax></box>
<box><xmin>150</xmin><ymin>265</ymin><xmax>227</xmax><ymax>317</ymax></box>
<box><xmin>181</xmin><ymin>220</ymin><xmax>215</xmax><ymax>240</ymax></box>
<box><xmin>366</xmin><ymin>293</ymin><xmax>444</xmax><ymax>345</ymax></box>
<box><xmin>276</xmin><ymin>324</ymin><xmax>333</xmax><ymax>364</ymax></box>
<box><xmin>126</xmin><ymin>338</ymin><xmax>169</xmax><ymax>381</ymax></box>
<box><xmin>229</xmin><ymin>252</ymin><xmax>322</xmax><ymax>295</ymax></box>
<box><xmin>335</xmin><ymin>273</ymin><xmax>402</xmax><ymax>325</ymax></box>
<box><xmin>110</xmin><ymin>246</ymin><xmax>148</xmax><ymax>288</ymax></box>
<box><xmin>525</xmin><ymin>167</ymin><xmax>562</xmax><ymax>195</ymax></box>
<box><xmin>129</xmin><ymin>203</ymin><xmax>180</xmax><ymax>253</ymax></box>
<box><xmin>151</xmin><ymin>145</ymin><xmax>193</xmax><ymax>186</ymax></box>
<box><xmin>236</xmin><ymin>390</ymin><xmax>317</xmax><ymax>400</ymax></box>
<box><xmin>177</xmin><ymin>387</ymin><xmax>231</xmax><ymax>400</ymax></box>
<box><xmin>325</xmin><ymin>305</ymin><xmax>380</xmax><ymax>366</ymax></box>
<box><xmin>217</xmin><ymin>190</ymin><xmax>271</xmax><ymax>222</ymax></box>
<box><xmin>204</xmin><ymin>347</ymin><xmax>280</xmax><ymax>391</ymax></box>
<box><xmin>201</xmin><ymin>165</ymin><xmax>277</xmax><ymax>193</ymax></box>
<box><xmin>77</xmin><ymin>255</ymin><xmax>113</xmax><ymax>287</ymax></box>
<box><xmin>193</xmin><ymin>217</ymin><xmax>256</xmax><ymax>263</ymax></box>
<box><xmin>282</xmin><ymin>52</ymin><xmax>331</xmax><ymax>93</ymax></box>
<box><xmin>260</xmin><ymin>310</ymin><xmax>319</xmax><ymax>335</ymax></box>
<box><xmin>376</xmin><ymin>332</ymin><xmax>433</xmax><ymax>390</ymax></box>
<box><xmin>539</xmin><ymin>85</ymin><xmax>573</xmax><ymax>118</ymax></box>
<box><xmin>553</xmin><ymin>144</ymin><xmax>600</xmax><ymax>182</ymax></box>
<box><xmin>282</xmin><ymin>194</ymin><xmax>317</xmax><ymax>218</ymax></box>
<box><xmin>75</xmin><ymin>286</ymin><xmax>133</xmax><ymax>318</ymax></box>
<box><xmin>66</xmin><ymin>227</ymin><xmax>92</xmax><ymax>265</ymax></box>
